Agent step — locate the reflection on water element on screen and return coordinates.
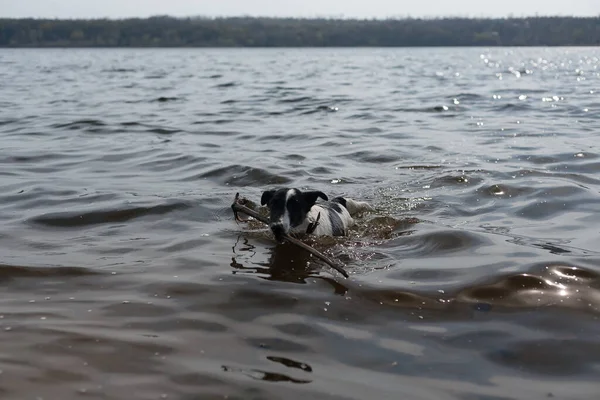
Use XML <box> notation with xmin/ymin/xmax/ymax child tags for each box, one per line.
<box><xmin>1</xmin><ymin>47</ymin><xmax>600</xmax><ymax>399</ymax></box>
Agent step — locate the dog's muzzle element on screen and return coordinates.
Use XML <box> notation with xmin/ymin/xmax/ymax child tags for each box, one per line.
<box><xmin>269</xmin><ymin>223</ymin><xmax>286</xmax><ymax>243</ymax></box>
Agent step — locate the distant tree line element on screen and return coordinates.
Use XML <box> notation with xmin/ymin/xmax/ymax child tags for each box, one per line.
<box><xmin>1</xmin><ymin>16</ymin><xmax>599</xmax><ymax>47</ymax></box>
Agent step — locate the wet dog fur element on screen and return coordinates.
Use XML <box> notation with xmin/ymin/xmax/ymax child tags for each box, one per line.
<box><xmin>260</xmin><ymin>187</ymin><xmax>372</xmax><ymax>242</ymax></box>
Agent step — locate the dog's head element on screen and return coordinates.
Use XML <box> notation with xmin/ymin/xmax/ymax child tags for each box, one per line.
<box><xmin>261</xmin><ymin>188</ymin><xmax>328</xmax><ymax>242</ymax></box>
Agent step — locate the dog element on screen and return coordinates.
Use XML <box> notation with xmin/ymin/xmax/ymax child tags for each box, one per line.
<box><xmin>260</xmin><ymin>187</ymin><xmax>373</xmax><ymax>242</ymax></box>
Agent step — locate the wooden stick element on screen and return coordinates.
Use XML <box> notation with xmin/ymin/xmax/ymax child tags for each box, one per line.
<box><xmin>231</xmin><ymin>193</ymin><xmax>349</xmax><ymax>278</ymax></box>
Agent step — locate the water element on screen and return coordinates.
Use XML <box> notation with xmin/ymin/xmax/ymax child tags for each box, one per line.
<box><xmin>1</xmin><ymin>47</ymin><xmax>600</xmax><ymax>400</ymax></box>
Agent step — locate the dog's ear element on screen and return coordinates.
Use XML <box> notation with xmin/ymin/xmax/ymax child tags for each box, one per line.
<box><xmin>302</xmin><ymin>191</ymin><xmax>328</xmax><ymax>209</ymax></box>
<box><xmin>261</xmin><ymin>189</ymin><xmax>276</xmax><ymax>206</ymax></box>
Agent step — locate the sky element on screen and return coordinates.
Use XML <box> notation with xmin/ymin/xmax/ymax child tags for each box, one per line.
<box><xmin>2</xmin><ymin>0</ymin><xmax>599</xmax><ymax>19</ymax></box>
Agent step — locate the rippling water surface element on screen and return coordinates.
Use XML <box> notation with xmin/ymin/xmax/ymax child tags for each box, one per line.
<box><xmin>1</xmin><ymin>47</ymin><xmax>600</xmax><ymax>400</ymax></box>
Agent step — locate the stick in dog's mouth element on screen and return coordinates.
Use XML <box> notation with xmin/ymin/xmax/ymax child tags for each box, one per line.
<box><xmin>231</xmin><ymin>193</ymin><xmax>349</xmax><ymax>278</ymax></box>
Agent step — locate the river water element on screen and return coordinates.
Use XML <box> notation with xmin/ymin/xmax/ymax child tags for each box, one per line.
<box><xmin>1</xmin><ymin>47</ymin><xmax>600</xmax><ymax>400</ymax></box>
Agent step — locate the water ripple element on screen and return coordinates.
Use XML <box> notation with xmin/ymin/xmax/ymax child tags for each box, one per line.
<box><xmin>1</xmin><ymin>47</ymin><xmax>600</xmax><ymax>400</ymax></box>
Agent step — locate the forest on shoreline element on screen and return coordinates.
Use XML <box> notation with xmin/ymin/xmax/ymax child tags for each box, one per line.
<box><xmin>1</xmin><ymin>16</ymin><xmax>599</xmax><ymax>47</ymax></box>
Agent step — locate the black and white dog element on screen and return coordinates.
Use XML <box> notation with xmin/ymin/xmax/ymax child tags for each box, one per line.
<box><xmin>261</xmin><ymin>187</ymin><xmax>372</xmax><ymax>242</ymax></box>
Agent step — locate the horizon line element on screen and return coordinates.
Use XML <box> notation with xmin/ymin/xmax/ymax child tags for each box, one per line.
<box><xmin>2</xmin><ymin>14</ymin><xmax>599</xmax><ymax>21</ymax></box>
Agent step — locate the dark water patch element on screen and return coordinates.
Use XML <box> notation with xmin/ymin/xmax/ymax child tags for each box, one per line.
<box><xmin>509</xmin><ymin>168</ymin><xmax>600</xmax><ymax>186</ymax></box>
<box><xmin>391</xmin><ymin>106</ymin><xmax>456</xmax><ymax>113</ymax></box>
<box><xmin>138</xmin><ymin>153</ymin><xmax>208</xmax><ymax>173</ymax></box>
<box><xmin>154</xmin><ymin>96</ymin><xmax>181</xmax><ymax>103</ymax></box>
<box><xmin>192</xmin><ymin>119</ymin><xmax>236</xmax><ymax>125</ymax></box>
<box><xmin>451</xmin><ymin>93</ymin><xmax>485</xmax><ymax>101</ymax></box>
<box><xmin>128</xmin><ymin>317</ymin><xmax>227</xmax><ymax>332</ymax></box>
<box><xmin>487</xmin><ymin>339</ymin><xmax>600</xmax><ymax>376</ymax></box>
<box><xmin>341</xmin><ymin>151</ymin><xmax>401</xmax><ymax>164</ymax></box>
<box><xmin>183</xmin><ymin>165</ymin><xmax>292</xmax><ymax>186</ymax></box>
<box><xmin>103</xmin><ymin>67</ymin><xmax>137</xmax><ymax>73</ymax></box>
<box><xmin>301</xmin><ymin>105</ymin><xmax>339</xmax><ymax>114</ymax></box>
<box><xmin>256</xmin><ymin>133</ymin><xmax>310</xmax><ymax>143</ymax></box>
<box><xmin>309</xmin><ymin>166</ymin><xmax>333</xmax><ymax>174</ymax></box>
<box><xmin>47</xmin><ymin>99</ymin><xmax>79</xmax><ymax>105</ymax></box>
<box><xmin>492</xmin><ymin>103</ymin><xmax>534</xmax><ymax>112</ymax></box>
<box><xmin>214</xmin><ymin>81</ymin><xmax>237</xmax><ymax>88</ymax></box>
<box><xmin>188</xmin><ymin>129</ymin><xmax>241</xmax><ymax>136</ymax></box>
<box><xmin>347</xmin><ymin>112</ymin><xmax>377</xmax><ymax>119</ymax></box>
<box><xmin>515</xmin><ymin>195</ymin><xmax>599</xmax><ymax>221</ymax></box>
<box><xmin>0</xmin><ymin>264</ymin><xmax>101</xmax><ymax>281</ymax></box>
<box><xmin>93</xmin><ymin>149</ymin><xmax>159</xmax><ymax>163</ymax></box>
<box><xmin>500</xmin><ymin>234</ymin><xmax>597</xmax><ymax>257</ymax></box>
<box><xmin>0</xmin><ymin>118</ymin><xmax>19</xmax><ymax>126</ymax></box>
<box><xmin>518</xmin><ymin>154</ymin><xmax>562</xmax><ymax>165</ymax></box>
<box><xmin>389</xmin><ymin>265</ymin><xmax>461</xmax><ymax>283</ymax></box>
<box><xmin>386</xmin><ymin>229</ymin><xmax>493</xmax><ymax>258</ymax></box>
<box><xmin>0</xmin><ymin>152</ymin><xmax>73</xmax><ymax>164</ymax></box>
<box><xmin>0</xmin><ymin>185</ymin><xmax>82</xmax><ymax>202</ymax></box>
<box><xmin>349</xmin><ymin>126</ymin><xmax>383</xmax><ymax>135</ymax></box>
<box><xmin>145</xmin><ymin>127</ymin><xmax>182</xmax><ymax>135</ymax></box>
<box><xmin>456</xmin><ymin>263</ymin><xmax>600</xmax><ymax>312</ymax></box>
<box><xmin>221</xmin><ymin>365</ymin><xmax>311</xmax><ymax>384</ymax></box>
<box><xmin>551</xmin><ymin>160</ymin><xmax>600</xmax><ymax>174</ymax></box>
<box><xmin>246</xmin><ymin>337</ymin><xmax>310</xmax><ymax>352</ymax></box>
<box><xmin>267</xmin><ymin>356</ymin><xmax>313</xmax><ymax>372</ymax></box>
<box><xmin>430</xmin><ymin>174</ymin><xmax>482</xmax><ymax>188</ymax></box>
<box><xmin>51</xmin><ymin>119</ymin><xmax>106</xmax><ymax>129</ymax></box>
<box><xmin>30</xmin><ymin>202</ymin><xmax>191</xmax><ymax>228</ymax></box>
<box><xmin>278</xmin><ymin>96</ymin><xmax>313</xmax><ymax>104</ymax></box>
<box><xmin>478</xmin><ymin>183</ymin><xmax>534</xmax><ymax>198</ymax></box>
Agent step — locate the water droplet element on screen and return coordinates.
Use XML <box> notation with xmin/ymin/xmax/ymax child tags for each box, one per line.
<box><xmin>490</xmin><ymin>185</ymin><xmax>505</xmax><ymax>195</ymax></box>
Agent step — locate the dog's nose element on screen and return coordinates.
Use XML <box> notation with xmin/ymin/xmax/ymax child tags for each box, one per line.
<box><xmin>269</xmin><ymin>223</ymin><xmax>285</xmax><ymax>243</ymax></box>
